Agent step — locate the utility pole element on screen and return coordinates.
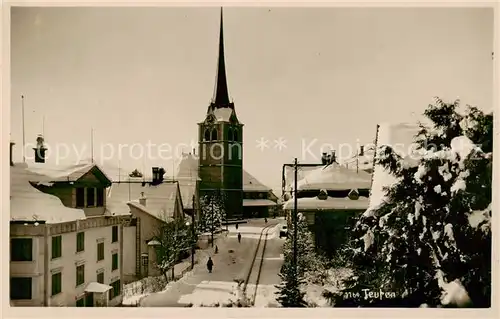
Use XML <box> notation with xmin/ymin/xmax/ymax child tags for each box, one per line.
<box><xmin>21</xmin><ymin>95</ymin><xmax>26</xmax><ymax>163</ymax></box>
<box><xmin>292</xmin><ymin>158</ymin><xmax>298</xmax><ymax>275</ymax></box>
<box><xmin>191</xmin><ymin>194</ymin><xmax>196</xmax><ymax>270</ymax></box>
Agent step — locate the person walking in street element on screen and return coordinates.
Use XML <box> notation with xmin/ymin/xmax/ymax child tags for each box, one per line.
<box><xmin>264</xmin><ymin>217</ymin><xmax>267</xmax><ymax>224</ymax></box>
<box><xmin>237</xmin><ymin>232</ymin><xmax>242</xmax><ymax>243</ymax></box>
<box><xmin>207</xmin><ymin>257</ymin><xmax>214</xmax><ymax>273</ymax></box>
<box><xmin>235</xmin><ymin>223</ymin><xmax>238</xmax><ymax>230</ymax></box>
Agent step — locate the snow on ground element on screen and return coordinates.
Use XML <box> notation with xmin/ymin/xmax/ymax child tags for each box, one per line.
<box><xmin>226</xmin><ymin>223</ymin><xmax>283</xmax><ymax>240</ymax></box>
<box><xmin>178</xmin><ymin>280</ymin><xmax>239</xmax><ymax>306</ymax></box>
<box><xmin>178</xmin><ymin>280</ymin><xmax>280</xmax><ymax>307</ymax></box>
<box><xmin>254</xmin><ymin>284</ymin><xmax>280</xmax><ymax>307</ymax></box>
<box><xmin>122</xmin><ymin>269</ymin><xmax>197</xmax><ymax>306</ymax></box>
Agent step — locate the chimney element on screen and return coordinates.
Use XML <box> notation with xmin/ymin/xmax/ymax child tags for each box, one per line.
<box><xmin>359</xmin><ymin>145</ymin><xmax>364</xmax><ymax>156</ymax></box>
<box><xmin>331</xmin><ymin>151</ymin><xmax>336</xmax><ymax>163</ymax></box>
<box><xmin>33</xmin><ymin>134</ymin><xmax>47</xmax><ymax>163</ymax></box>
<box><xmin>321</xmin><ymin>152</ymin><xmax>328</xmax><ymax>165</ymax></box>
<box><xmin>10</xmin><ymin>141</ymin><xmax>15</xmax><ymax>166</ymax></box>
<box><xmin>139</xmin><ymin>192</ymin><xmax>146</xmax><ymax>206</ymax></box>
<box><xmin>152</xmin><ymin>167</ymin><xmax>159</xmax><ymax>182</ymax></box>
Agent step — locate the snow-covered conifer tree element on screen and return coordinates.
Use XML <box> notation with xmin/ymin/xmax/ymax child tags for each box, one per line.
<box><xmin>331</xmin><ymin>99</ymin><xmax>492</xmax><ymax>307</ymax></box>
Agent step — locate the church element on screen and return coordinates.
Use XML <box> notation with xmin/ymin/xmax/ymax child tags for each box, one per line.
<box><xmin>176</xmin><ymin>9</ymin><xmax>279</xmax><ymax>219</ymax></box>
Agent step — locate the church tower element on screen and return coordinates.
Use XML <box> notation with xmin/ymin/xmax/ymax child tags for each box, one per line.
<box><xmin>198</xmin><ymin>8</ymin><xmax>243</xmax><ymax>219</ymax></box>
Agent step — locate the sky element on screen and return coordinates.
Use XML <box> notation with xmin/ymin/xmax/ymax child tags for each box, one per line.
<box><xmin>10</xmin><ymin>7</ymin><xmax>494</xmax><ymax>194</ymax></box>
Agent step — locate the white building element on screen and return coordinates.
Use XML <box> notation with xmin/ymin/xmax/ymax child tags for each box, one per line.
<box><xmin>10</xmin><ymin>155</ymin><xmax>128</xmax><ymax>307</ymax></box>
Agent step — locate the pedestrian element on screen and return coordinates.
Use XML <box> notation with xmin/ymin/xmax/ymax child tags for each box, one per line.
<box><xmin>264</xmin><ymin>217</ymin><xmax>267</xmax><ymax>223</ymax></box>
<box><xmin>215</xmin><ymin>245</ymin><xmax>218</xmax><ymax>254</ymax></box>
<box><xmin>207</xmin><ymin>257</ymin><xmax>213</xmax><ymax>273</ymax></box>
<box><xmin>238</xmin><ymin>232</ymin><xmax>241</xmax><ymax>243</ymax></box>
<box><xmin>235</xmin><ymin>223</ymin><xmax>238</xmax><ymax>230</ymax></box>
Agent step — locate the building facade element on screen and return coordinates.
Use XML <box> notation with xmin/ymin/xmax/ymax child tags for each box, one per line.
<box><xmin>10</xmin><ymin>157</ymin><xmax>126</xmax><ymax>307</ymax></box>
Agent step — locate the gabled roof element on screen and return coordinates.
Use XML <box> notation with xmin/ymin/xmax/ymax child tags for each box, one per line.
<box><xmin>26</xmin><ymin>162</ymin><xmax>112</xmax><ymax>186</ymax></box>
<box><xmin>106</xmin><ymin>181</ymin><xmax>181</xmax><ymax>219</ymax></box>
<box><xmin>10</xmin><ymin>163</ymin><xmax>86</xmax><ymax>223</ymax></box>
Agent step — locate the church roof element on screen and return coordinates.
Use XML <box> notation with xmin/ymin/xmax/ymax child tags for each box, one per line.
<box><xmin>211</xmin><ymin>8</ymin><xmax>231</xmax><ymax>108</ymax></box>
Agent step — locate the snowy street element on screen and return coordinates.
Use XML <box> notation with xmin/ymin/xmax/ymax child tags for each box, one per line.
<box><xmin>139</xmin><ymin>218</ymin><xmax>286</xmax><ymax>307</ymax></box>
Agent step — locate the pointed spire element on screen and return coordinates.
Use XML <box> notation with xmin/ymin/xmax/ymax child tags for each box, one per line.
<box><xmin>212</xmin><ymin>7</ymin><xmax>231</xmax><ymax>108</ymax></box>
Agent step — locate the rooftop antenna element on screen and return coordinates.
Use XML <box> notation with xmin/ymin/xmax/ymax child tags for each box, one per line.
<box><xmin>142</xmin><ymin>153</ymin><xmax>146</xmax><ymax>182</ymax></box>
<box><xmin>21</xmin><ymin>95</ymin><xmax>26</xmax><ymax>163</ymax></box>
<box><xmin>90</xmin><ymin>128</ymin><xmax>94</xmax><ymax>164</ymax></box>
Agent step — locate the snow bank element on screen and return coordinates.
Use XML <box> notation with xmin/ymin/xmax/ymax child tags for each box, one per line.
<box><xmin>178</xmin><ymin>280</ymin><xmax>239</xmax><ymax>306</ymax></box>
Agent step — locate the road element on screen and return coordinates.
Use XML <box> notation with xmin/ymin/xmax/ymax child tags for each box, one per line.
<box><xmin>140</xmin><ymin>218</ymin><xmax>286</xmax><ymax>307</ymax></box>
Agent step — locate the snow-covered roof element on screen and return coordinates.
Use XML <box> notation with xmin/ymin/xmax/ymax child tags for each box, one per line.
<box><xmin>283</xmin><ymin>165</ymin><xmax>321</xmax><ymax>192</ymax></box>
<box><xmin>26</xmin><ymin>162</ymin><xmax>112</xmax><ymax>185</ymax></box>
<box><xmin>243</xmin><ymin>199</ymin><xmax>279</xmax><ymax>207</ymax></box>
<box><xmin>283</xmin><ymin>196</ymin><xmax>369</xmax><ymax>211</ymax></box>
<box><xmin>10</xmin><ymin>163</ymin><xmax>86</xmax><ymax>223</ymax></box>
<box><xmin>243</xmin><ymin>170</ymin><xmax>272</xmax><ymax>192</ymax></box>
<box><xmin>106</xmin><ymin>181</ymin><xmax>180</xmax><ymax>219</ymax></box>
<box><xmin>212</xmin><ymin>108</ymin><xmax>233</xmax><ymax>122</ymax></box>
<box><xmin>369</xmin><ymin>123</ymin><xmax>421</xmax><ymax>210</ymax></box>
<box><xmin>84</xmin><ymin>282</ymin><xmax>112</xmax><ymax>293</ymax></box>
<box><xmin>296</xmin><ymin>162</ymin><xmax>372</xmax><ymax>191</ymax></box>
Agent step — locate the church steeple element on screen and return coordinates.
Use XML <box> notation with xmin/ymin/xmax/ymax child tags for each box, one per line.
<box><xmin>211</xmin><ymin>8</ymin><xmax>233</xmax><ymax>110</ymax></box>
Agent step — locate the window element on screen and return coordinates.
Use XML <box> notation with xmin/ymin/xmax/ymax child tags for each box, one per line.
<box><xmin>76</xmin><ymin>232</ymin><xmax>84</xmax><ymax>252</ymax></box>
<box><xmin>111</xmin><ymin>226</ymin><xmax>118</xmax><ymax>243</ymax></box>
<box><xmin>112</xmin><ymin>253</ymin><xmax>119</xmax><ymax>271</ymax></box>
<box><xmin>76</xmin><ymin>297</ymin><xmax>84</xmax><ymax>307</ymax></box>
<box><xmin>52</xmin><ymin>236</ymin><xmax>62</xmax><ymax>259</ymax></box>
<box><xmin>86</xmin><ymin>188</ymin><xmax>95</xmax><ymax>207</ymax></box>
<box><xmin>11</xmin><ymin>238</ymin><xmax>32</xmax><ymax>261</ymax></box>
<box><xmin>204</xmin><ymin>129</ymin><xmax>210</xmax><ymax>141</ymax></box>
<box><xmin>109</xmin><ymin>280</ymin><xmax>121</xmax><ymax>300</ymax></box>
<box><xmin>228</xmin><ymin>128</ymin><xmax>233</xmax><ymax>141</ymax></box>
<box><xmin>97</xmin><ymin>272</ymin><xmax>104</xmax><ymax>284</ymax></box>
<box><xmin>76</xmin><ymin>188</ymin><xmax>85</xmax><ymax>207</ymax></box>
<box><xmin>211</xmin><ymin>128</ymin><xmax>218</xmax><ymax>141</ymax></box>
<box><xmin>51</xmin><ymin>272</ymin><xmax>62</xmax><ymax>296</ymax></box>
<box><xmin>233</xmin><ymin>129</ymin><xmax>238</xmax><ymax>142</ymax></box>
<box><xmin>10</xmin><ymin>277</ymin><xmax>32</xmax><ymax>300</ymax></box>
<box><xmin>96</xmin><ymin>188</ymin><xmax>104</xmax><ymax>207</ymax></box>
<box><xmin>97</xmin><ymin>242</ymin><xmax>104</xmax><ymax>261</ymax></box>
<box><xmin>76</xmin><ymin>265</ymin><xmax>85</xmax><ymax>286</ymax></box>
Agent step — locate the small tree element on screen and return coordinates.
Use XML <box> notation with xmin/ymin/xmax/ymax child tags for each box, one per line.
<box><xmin>199</xmin><ymin>192</ymin><xmax>225</xmax><ymax>246</ymax></box>
<box><xmin>275</xmin><ymin>213</ymin><xmax>321</xmax><ymax>307</ymax></box>
<box><xmin>154</xmin><ymin>218</ymin><xmax>190</xmax><ymax>281</ymax></box>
